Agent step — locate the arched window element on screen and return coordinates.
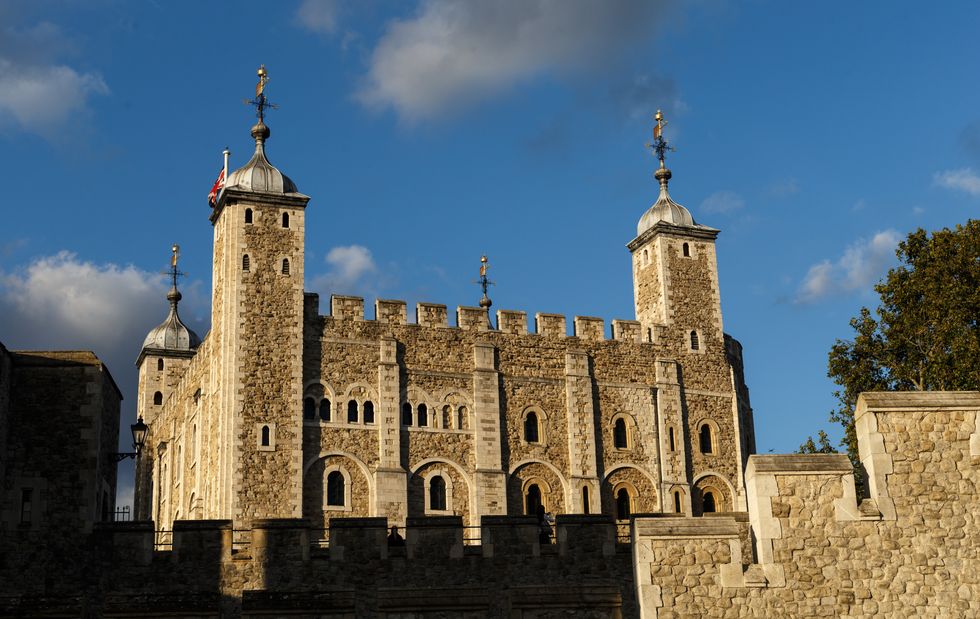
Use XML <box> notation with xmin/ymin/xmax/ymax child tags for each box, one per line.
<box><xmin>260</xmin><ymin>425</ymin><xmax>271</xmax><ymax>447</ymax></box>
<box><xmin>347</xmin><ymin>400</ymin><xmax>358</xmax><ymax>423</ymax></box>
<box><xmin>613</xmin><ymin>418</ymin><xmax>629</xmax><ymax>449</ymax></box>
<box><xmin>417</xmin><ymin>403</ymin><xmax>428</xmax><ymax>427</ymax></box>
<box><xmin>647</xmin><ymin>327</ymin><xmax>653</xmax><ymax>343</ymax></box>
<box><xmin>303</xmin><ymin>397</ymin><xmax>315</xmax><ymax>420</ymax></box>
<box><xmin>157</xmin><ymin>358</ymin><xmax>164</xmax><ymax>371</ymax></box>
<box><xmin>281</xmin><ymin>258</ymin><xmax>290</xmax><ymax>275</ymax></box>
<box><xmin>582</xmin><ymin>486</ymin><xmax>590</xmax><ymax>514</ymax></box>
<box><xmin>524</xmin><ymin>411</ymin><xmax>539</xmax><ymax>443</ymax></box>
<box><xmin>699</xmin><ymin>424</ymin><xmax>714</xmax><ymax>454</ymax></box>
<box><xmin>682</xmin><ymin>242</ymin><xmax>690</xmax><ymax>257</ymax></box>
<box><xmin>525</xmin><ymin>484</ymin><xmax>542</xmax><ymax>516</ymax></box>
<box><xmin>242</xmin><ymin>254</ymin><xmax>250</xmax><ymax>272</ymax></box>
<box><xmin>690</xmin><ymin>330</ymin><xmax>700</xmax><ymax>351</ymax></box>
<box><xmin>429</xmin><ymin>475</ymin><xmax>447</xmax><ymax>511</ymax></box>
<box><xmin>668</xmin><ymin>426</ymin><xmax>676</xmax><ymax>451</ymax></box>
<box><xmin>442</xmin><ymin>405</ymin><xmax>452</xmax><ymax>429</ymax></box>
<box><xmin>457</xmin><ymin>406</ymin><xmax>467</xmax><ymax>430</ymax></box>
<box><xmin>643</xmin><ymin>248</ymin><xmax>649</xmax><ymax>265</ymax></box>
<box><xmin>326</xmin><ymin>471</ymin><xmax>344</xmax><ymax>507</ymax></box>
<box><xmin>363</xmin><ymin>400</ymin><xmax>374</xmax><ymax>424</ymax></box>
<box><xmin>153</xmin><ymin>391</ymin><xmax>163</xmax><ymax>406</ymax></box>
<box><xmin>402</xmin><ymin>402</ymin><xmax>413</xmax><ymax>426</ymax></box>
<box><xmin>616</xmin><ymin>488</ymin><xmax>631</xmax><ymax>520</ymax></box>
<box><xmin>703</xmin><ymin>491</ymin><xmax>716</xmax><ymax>513</ymax></box>
<box><xmin>319</xmin><ymin>398</ymin><xmax>331</xmax><ymax>421</ymax></box>
<box><xmin>244</xmin><ymin>208</ymin><xmax>253</xmax><ymax>224</ymax></box>
<box><xmin>282</xmin><ymin>212</ymin><xmax>289</xmax><ymax>228</ymax></box>
<box><xmin>673</xmin><ymin>490</ymin><xmax>682</xmax><ymax>513</ymax></box>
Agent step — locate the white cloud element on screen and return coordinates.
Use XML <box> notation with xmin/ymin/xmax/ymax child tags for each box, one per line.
<box><xmin>699</xmin><ymin>190</ymin><xmax>744</xmax><ymax>214</ymax></box>
<box><xmin>933</xmin><ymin>168</ymin><xmax>980</xmax><ymax>196</ymax></box>
<box><xmin>795</xmin><ymin>230</ymin><xmax>901</xmax><ymax>304</ymax></box>
<box><xmin>310</xmin><ymin>245</ymin><xmax>380</xmax><ymax>298</ymax></box>
<box><xmin>295</xmin><ymin>0</ymin><xmax>340</xmax><ymax>35</ymax></box>
<box><xmin>0</xmin><ymin>22</ymin><xmax>108</xmax><ymax>138</ymax></box>
<box><xmin>357</xmin><ymin>0</ymin><xmax>669</xmax><ymax>122</ymax></box>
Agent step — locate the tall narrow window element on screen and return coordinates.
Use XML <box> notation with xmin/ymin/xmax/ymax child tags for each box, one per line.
<box><xmin>703</xmin><ymin>491</ymin><xmax>716</xmax><ymax>513</ymax></box>
<box><xmin>153</xmin><ymin>391</ymin><xmax>163</xmax><ymax>406</ymax></box>
<box><xmin>363</xmin><ymin>400</ymin><xmax>375</xmax><ymax>424</ymax></box>
<box><xmin>673</xmin><ymin>491</ymin><xmax>682</xmax><ymax>513</ymax></box>
<box><xmin>643</xmin><ymin>249</ymin><xmax>649</xmax><ymax>265</ymax></box>
<box><xmin>157</xmin><ymin>358</ymin><xmax>164</xmax><ymax>371</ymax></box>
<box><xmin>668</xmin><ymin>426</ymin><xmax>676</xmax><ymax>451</ymax></box>
<box><xmin>682</xmin><ymin>242</ymin><xmax>690</xmax><ymax>257</ymax></box>
<box><xmin>690</xmin><ymin>330</ymin><xmax>700</xmax><ymax>351</ymax></box>
<box><xmin>457</xmin><ymin>406</ymin><xmax>467</xmax><ymax>430</ymax></box>
<box><xmin>281</xmin><ymin>258</ymin><xmax>290</xmax><ymax>275</ymax></box>
<box><xmin>303</xmin><ymin>397</ymin><xmax>315</xmax><ymax>420</ymax></box>
<box><xmin>582</xmin><ymin>486</ymin><xmax>590</xmax><ymax>514</ymax></box>
<box><xmin>442</xmin><ymin>405</ymin><xmax>452</xmax><ymax>429</ymax></box>
<box><xmin>616</xmin><ymin>488</ymin><xmax>631</xmax><ymax>520</ymax></box>
<box><xmin>20</xmin><ymin>488</ymin><xmax>33</xmax><ymax>524</ymax></box>
<box><xmin>326</xmin><ymin>471</ymin><xmax>344</xmax><ymax>507</ymax></box>
<box><xmin>319</xmin><ymin>398</ymin><xmax>331</xmax><ymax>421</ymax></box>
<box><xmin>699</xmin><ymin>424</ymin><xmax>714</xmax><ymax>454</ymax></box>
<box><xmin>417</xmin><ymin>403</ymin><xmax>428</xmax><ymax>427</ymax></box>
<box><xmin>524</xmin><ymin>411</ymin><xmax>539</xmax><ymax>443</ymax></box>
<box><xmin>347</xmin><ymin>400</ymin><xmax>358</xmax><ymax>423</ymax></box>
<box><xmin>429</xmin><ymin>475</ymin><xmax>447</xmax><ymax>511</ymax></box>
<box><xmin>282</xmin><ymin>212</ymin><xmax>289</xmax><ymax>228</ymax></box>
<box><xmin>242</xmin><ymin>254</ymin><xmax>250</xmax><ymax>272</ymax></box>
<box><xmin>260</xmin><ymin>425</ymin><xmax>271</xmax><ymax>447</ymax></box>
<box><xmin>402</xmin><ymin>402</ymin><xmax>413</xmax><ymax>426</ymax></box>
<box><xmin>525</xmin><ymin>484</ymin><xmax>542</xmax><ymax>516</ymax></box>
<box><xmin>244</xmin><ymin>208</ymin><xmax>253</xmax><ymax>224</ymax></box>
<box><xmin>613</xmin><ymin>418</ymin><xmax>628</xmax><ymax>449</ymax></box>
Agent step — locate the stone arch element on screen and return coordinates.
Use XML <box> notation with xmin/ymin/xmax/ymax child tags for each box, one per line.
<box><xmin>692</xmin><ymin>472</ymin><xmax>735</xmax><ymax>515</ymax></box>
<box><xmin>409</xmin><ymin>458</ymin><xmax>473</xmax><ymax>525</ymax></box>
<box><xmin>695</xmin><ymin>418</ymin><xmax>720</xmax><ymax>455</ymax></box>
<box><xmin>402</xmin><ymin>386</ymin><xmax>436</xmax><ymax>427</ymax></box>
<box><xmin>303</xmin><ymin>381</ymin><xmax>336</xmax><ymax>422</ymax></box>
<box><xmin>303</xmin><ymin>451</ymin><xmax>373</xmax><ymax>529</ymax></box>
<box><xmin>437</xmin><ymin>391</ymin><xmax>472</xmax><ymax>430</ymax></box>
<box><xmin>519</xmin><ymin>405</ymin><xmax>548</xmax><ymax>445</ymax></box>
<box><xmin>610</xmin><ymin>412</ymin><xmax>639</xmax><ymax>450</ymax></box>
<box><xmin>601</xmin><ymin>465</ymin><xmax>658</xmax><ymax>517</ymax></box>
<box><xmin>507</xmin><ymin>460</ymin><xmax>567</xmax><ymax>516</ymax></box>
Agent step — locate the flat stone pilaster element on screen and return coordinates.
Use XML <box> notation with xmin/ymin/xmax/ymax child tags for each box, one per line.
<box><xmin>473</xmin><ymin>342</ymin><xmax>505</xmax><ymax>516</ymax></box>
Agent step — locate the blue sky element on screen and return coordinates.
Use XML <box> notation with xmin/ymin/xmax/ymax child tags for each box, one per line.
<box><xmin>1</xmin><ymin>1</ymin><xmax>979</xmax><ymax>505</ymax></box>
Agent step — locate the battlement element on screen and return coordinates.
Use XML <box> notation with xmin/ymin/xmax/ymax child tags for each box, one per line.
<box><xmin>310</xmin><ymin>293</ymin><xmax>649</xmax><ymax>343</ymax></box>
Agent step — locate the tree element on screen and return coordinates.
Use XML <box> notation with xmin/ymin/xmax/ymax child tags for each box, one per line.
<box><xmin>798</xmin><ymin>430</ymin><xmax>836</xmax><ymax>454</ymax></box>
<box><xmin>814</xmin><ymin>220</ymin><xmax>980</xmax><ymax>471</ymax></box>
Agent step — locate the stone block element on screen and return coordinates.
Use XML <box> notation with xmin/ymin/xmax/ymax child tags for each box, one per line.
<box><xmin>456</xmin><ymin>306</ymin><xmax>488</xmax><ymax>331</ymax></box>
<box><xmin>172</xmin><ymin>519</ymin><xmax>232</xmax><ymax>564</ymax></box>
<box><xmin>375</xmin><ymin>299</ymin><xmax>407</xmax><ymax>324</ymax></box>
<box><xmin>534</xmin><ymin>312</ymin><xmax>566</xmax><ymax>337</ymax></box>
<box><xmin>496</xmin><ymin>310</ymin><xmax>527</xmax><ymax>335</ymax></box>
<box><xmin>556</xmin><ymin>514</ymin><xmax>616</xmax><ymax>557</ymax></box>
<box><xmin>330</xmin><ymin>295</ymin><xmax>364</xmax><ymax>321</ymax></box>
<box><xmin>406</xmin><ymin>515</ymin><xmax>463</xmax><ymax>559</ymax></box>
<box><xmin>94</xmin><ymin>520</ymin><xmax>154</xmax><ymax>567</ymax></box>
<box><xmin>416</xmin><ymin>302</ymin><xmax>448</xmax><ymax>327</ymax></box>
<box><xmin>480</xmin><ymin>515</ymin><xmax>537</xmax><ymax>557</ymax></box>
<box><xmin>328</xmin><ymin>516</ymin><xmax>388</xmax><ymax>562</ymax></box>
<box><xmin>612</xmin><ymin>319</ymin><xmax>642</xmax><ymax>343</ymax></box>
<box><xmin>573</xmin><ymin>316</ymin><xmax>605</xmax><ymax>341</ymax></box>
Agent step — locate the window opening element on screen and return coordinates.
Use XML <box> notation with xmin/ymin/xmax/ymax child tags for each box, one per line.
<box><xmin>243</xmin><ymin>254</ymin><xmax>250</xmax><ymax>271</ymax></box>
<box><xmin>429</xmin><ymin>475</ymin><xmax>447</xmax><ymax>511</ymax></box>
<box><xmin>417</xmin><ymin>403</ymin><xmax>428</xmax><ymax>427</ymax></box>
<box><xmin>20</xmin><ymin>488</ymin><xmax>33</xmax><ymax>524</ymax></box>
<box><xmin>457</xmin><ymin>406</ymin><xmax>467</xmax><ymax>430</ymax></box>
<box><xmin>442</xmin><ymin>405</ymin><xmax>452</xmax><ymax>429</ymax></box>
<box><xmin>347</xmin><ymin>400</ymin><xmax>358</xmax><ymax>423</ymax></box>
<box><xmin>525</xmin><ymin>484</ymin><xmax>542</xmax><ymax>516</ymax></box>
<box><xmin>326</xmin><ymin>471</ymin><xmax>344</xmax><ymax>507</ymax></box>
<box><xmin>616</xmin><ymin>488</ymin><xmax>631</xmax><ymax>520</ymax></box>
<box><xmin>303</xmin><ymin>397</ymin><xmax>315</xmax><ymax>420</ymax></box>
<box><xmin>613</xmin><ymin>418</ymin><xmax>628</xmax><ymax>449</ymax></box>
<box><xmin>153</xmin><ymin>391</ymin><xmax>163</xmax><ymax>406</ymax></box>
<box><xmin>363</xmin><ymin>400</ymin><xmax>375</xmax><ymax>424</ymax></box>
<box><xmin>260</xmin><ymin>425</ymin><xmax>271</xmax><ymax>447</ymax></box>
<box><xmin>319</xmin><ymin>398</ymin><xmax>331</xmax><ymax>421</ymax></box>
<box><xmin>402</xmin><ymin>402</ymin><xmax>413</xmax><ymax>426</ymax></box>
<box><xmin>582</xmin><ymin>486</ymin><xmax>590</xmax><ymax>514</ymax></box>
<box><xmin>668</xmin><ymin>427</ymin><xmax>676</xmax><ymax>451</ymax></box>
<box><xmin>281</xmin><ymin>258</ymin><xmax>290</xmax><ymax>275</ymax></box>
<box><xmin>699</xmin><ymin>424</ymin><xmax>714</xmax><ymax>454</ymax></box>
<box><xmin>157</xmin><ymin>358</ymin><xmax>164</xmax><ymax>371</ymax></box>
<box><xmin>524</xmin><ymin>411</ymin><xmax>539</xmax><ymax>443</ymax></box>
<box><xmin>244</xmin><ymin>208</ymin><xmax>253</xmax><ymax>224</ymax></box>
<box><xmin>282</xmin><ymin>212</ymin><xmax>289</xmax><ymax>228</ymax></box>
<box><xmin>682</xmin><ymin>242</ymin><xmax>690</xmax><ymax>257</ymax></box>
<box><xmin>703</xmin><ymin>491</ymin><xmax>716</xmax><ymax>513</ymax></box>
<box><xmin>690</xmin><ymin>330</ymin><xmax>700</xmax><ymax>351</ymax></box>
<box><xmin>673</xmin><ymin>491</ymin><xmax>682</xmax><ymax>513</ymax></box>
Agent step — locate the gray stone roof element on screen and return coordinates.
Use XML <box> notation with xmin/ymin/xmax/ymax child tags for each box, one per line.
<box><xmin>141</xmin><ymin>287</ymin><xmax>201</xmax><ymax>352</ymax></box>
<box><xmin>224</xmin><ymin>121</ymin><xmax>298</xmax><ymax>194</ymax></box>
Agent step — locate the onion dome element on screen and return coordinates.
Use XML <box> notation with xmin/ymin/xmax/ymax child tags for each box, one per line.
<box><xmin>636</xmin><ymin>165</ymin><xmax>696</xmax><ymax>235</ymax></box>
<box><xmin>224</xmin><ymin>120</ymin><xmax>298</xmax><ymax>194</ymax></box>
<box><xmin>140</xmin><ymin>245</ymin><xmax>201</xmax><ymax>356</ymax></box>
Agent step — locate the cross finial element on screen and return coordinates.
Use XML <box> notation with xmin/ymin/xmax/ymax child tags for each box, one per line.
<box><xmin>475</xmin><ymin>255</ymin><xmax>494</xmax><ymax>314</ymax></box>
<box><xmin>648</xmin><ymin>109</ymin><xmax>674</xmax><ymax>168</ymax></box>
<box><xmin>166</xmin><ymin>243</ymin><xmax>185</xmax><ymax>290</ymax></box>
<box><xmin>245</xmin><ymin>64</ymin><xmax>278</xmax><ymax>122</ymax></box>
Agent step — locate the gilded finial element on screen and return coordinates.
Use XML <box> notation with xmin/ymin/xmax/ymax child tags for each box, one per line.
<box><xmin>245</xmin><ymin>64</ymin><xmax>278</xmax><ymax>126</ymax></box>
<box><xmin>164</xmin><ymin>244</ymin><xmax>185</xmax><ymax>305</ymax></box>
<box><xmin>647</xmin><ymin>109</ymin><xmax>675</xmax><ymax>188</ymax></box>
<box><xmin>476</xmin><ymin>255</ymin><xmax>494</xmax><ymax>316</ymax></box>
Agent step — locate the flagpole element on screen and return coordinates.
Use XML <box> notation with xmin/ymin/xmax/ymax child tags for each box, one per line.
<box><xmin>222</xmin><ymin>147</ymin><xmax>230</xmax><ymax>200</ymax></box>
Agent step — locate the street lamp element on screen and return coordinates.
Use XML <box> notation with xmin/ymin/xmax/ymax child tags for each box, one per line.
<box><xmin>112</xmin><ymin>416</ymin><xmax>149</xmax><ymax>462</ymax></box>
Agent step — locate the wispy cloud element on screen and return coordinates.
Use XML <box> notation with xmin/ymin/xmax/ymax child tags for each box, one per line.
<box><xmin>795</xmin><ymin>230</ymin><xmax>901</xmax><ymax>304</ymax></box>
<box><xmin>700</xmin><ymin>190</ymin><xmax>745</xmax><ymax>214</ymax></box>
<box><xmin>356</xmin><ymin>0</ymin><xmax>672</xmax><ymax>122</ymax></box>
<box><xmin>310</xmin><ymin>245</ymin><xmax>384</xmax><ymax>300</ymax></box>
<box><xmin>295</xmin><ymin>0</ymin><xmax>340</xmax><ymax>35</ymax></box>
<box><xmin>0</xmin><ymin>22</ymin><xmax>108</xmax><ymax>139</ymax></box>
<box><xmin>933</xmin><ymin>167</ymin><xmax>980</xmax><ymax>196</ymax></box>
<box><xmin>767</xmin><ymin>178</ymin><xmax>799</xmax><ymax>197</ymax></box>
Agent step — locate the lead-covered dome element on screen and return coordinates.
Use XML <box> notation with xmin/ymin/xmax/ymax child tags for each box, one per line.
<box><xmin>224</xmin><ymin>121</ymin><xmax>299</xmax><ymax>194</ymax></box>
<box><xmin>142</xmin><ymin>287</ymin><xmax>201</xmax><ymax>352</ymax></box>
<box><xmin>636</xmin><ymin>166</ymin><xmax>696</xmax><ymax>235</ymax></box>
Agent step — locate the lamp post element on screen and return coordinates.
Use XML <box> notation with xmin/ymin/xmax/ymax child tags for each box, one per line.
<box><xmin>112</xmin><ymin>417</ymin><xmax>149</xmax><ymax>462</ymax></box>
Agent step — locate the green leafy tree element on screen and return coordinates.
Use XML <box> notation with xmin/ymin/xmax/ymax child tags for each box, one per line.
<box><xmin>814</xmin><ymin>220</ymin><xmax>980</xmax><ymax>470</ymax></box>
<box><xmin>798</xmin><ymin>430</ymin><xmax>836</xmax><ymax>454</ymax></box>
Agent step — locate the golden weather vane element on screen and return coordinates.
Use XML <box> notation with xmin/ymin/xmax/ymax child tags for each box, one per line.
<box><xmin>245</xmin><ymin>64</ymin><xmax>278</xmax><ymax>122</ymax></box>
<box><xmin>648</xmin><ymin>109</ymin><xmax>674</xmax><ymax>167</ymax></box>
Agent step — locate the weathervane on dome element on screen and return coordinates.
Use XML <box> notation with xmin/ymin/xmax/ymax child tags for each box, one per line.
<box><xmin>475</xmin><ymin>255</ymin><xmax>494</xmax><ymax>326</ymax></box>
<box><xmin>648</xmin><ymin>109</ymin><xmax>675</xmax><ymax>169</ymax></box>
<box><xmin>244</xmin><ymin>64</ymin><xmax>278</xmax><ymax>122</ymax></box>
<box><xmin>165</xmin><ymin>244</ymin><xmax>185</xmax><ymax>291</ymax></box>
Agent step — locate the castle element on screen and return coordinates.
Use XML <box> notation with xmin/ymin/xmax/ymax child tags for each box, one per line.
<box><xmin>133</xmin><ymin>98</ymin><xmax>755</xmax><ymax>533</ymax></box>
